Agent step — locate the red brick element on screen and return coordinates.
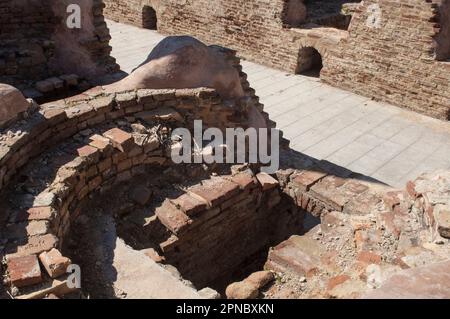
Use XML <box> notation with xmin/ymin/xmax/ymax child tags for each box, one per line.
<box><xmin>188</xmin><ymin>178</ymin><xmax>240</xmax><ymax>207</ymax></box>
<box><xmin>42</xmin><ymin>108</ymin><xmax>67</xmax><ymax>124</ymax></box>
<box><xmin>343</xmin><ymin>181</ymin><xmax>369</xmax><ymax>195</ymax></box>
<box><xmin>156</xmin><ymin>200</ymin><xmax>192</xmax><ymax>235</ymax></box>
<box><xmin>230</xmin><ymin>172</ymin><xmax>256</xmax><ymax>191</ymax></box>
<box><xmin>88</xmin><ymin>175</ymin><xmax>102</xmax><ymax>191</ymax></box>
<box><xmin>103</xmin><ymin>128</ymin><xmax>135</xmax><ymax>152</ymax></box>
<box><xmin>89</xmin><ymin>134</ymin><xmax>112</xmax><ymax>152</ymax></box>
<box><xmin>343</xmin><ymin>192</ymin><xmax>382</xmax><ymax>215</ymax></box>
<box><xmin>5</xmin><ymin>220</ymin><xmax>50</xmax><ymax>240</ymax></box>
<box><xmin>377</xmin><ymin>211</ymin><xmax>401</xmax><ymax>239</ymax></box>
<box><xmin>117</xmin><ymin>158</ymin><xmax>132</xmax><ymax>172</ymax></box>
<box><xmin>363</xmin><ymin>261</ymin><xmax>450</xmax><ymax>298</ymax></box>
<box><xmin>14</xmin><ymin>206</ymin><xmax>55</xmax><ymax>222</ymax></box>
<box><xmin>406</xmin><ymin>181</ymin><xmax>418</xmax><ymax>199</ymax></box>
<box><xmin>170</xmin><ymin>193</ymin><xmax>207</xmax><ymax>216</ymax></box>
<box><xmin>265</xmin><ymin>236</ymin><xmax>321</xmax><ymax>278</ymax></box>
<box><xmin>97</xmin><ymin>158</ymin><xmax>112</xmax><ymax>172</ymax></box>
<box><xmin>309</xmin><ymin>176</ymin><xmax>349</xmax><ymax>211</ymax></box>
<box><xmin>7</xmin><ymin>255</ymin><xmax>42</xmax><ymax>288</ymax></box>
<box><xmin>357</xmin><ymin>251</ymin><xmax>382</xmax><ymax>265</ymax></box>
<box><xmin>327</xmin><ymin>274</ymin><xmax>351</xmax><ymax>291</ymax></box>
<box><xmin>383</xmin><ymin>190</ymin><xmax>407</xmax><ymax>211</ymax></box>
<box><xmin>256</xmin><ymin>172</ymin><xmax>279</xmax><ymax>190</ymax></box>
<box><xmin>77</xmin><ymin>145</ymin><xmax>99</xmax><ymax>160</ymax></box>
<box><xmin>291</xmin><ymin>169</ymin><xmax>327</xmax><ymax>192</ymax></box>
<box><xmin>7</xmin><ymin>234</ymin><xmax>58</xmax><ymax>258</ymax></box>
<box><xmin>39</xmin><ymin>248</ymin><xmax>72</xmax><ymax>279</ymax></box>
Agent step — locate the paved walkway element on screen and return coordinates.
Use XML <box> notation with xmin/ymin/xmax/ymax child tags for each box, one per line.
<box><xmin>107</xmin><ymin>20</ymin><xmax>450</xmax><ymax>188</ymax></box>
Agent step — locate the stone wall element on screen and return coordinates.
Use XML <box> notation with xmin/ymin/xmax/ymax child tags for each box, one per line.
<box><xmin>0</xmin><ymin>0</ymin><xmax>118</xmax><ymax>91</ymax></box>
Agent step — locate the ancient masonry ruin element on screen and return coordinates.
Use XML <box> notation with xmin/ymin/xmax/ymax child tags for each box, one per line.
<box><xmin>0</xmin><ymin>0</ymin><xmax>120</xmax><ymax>102</ymax></box>
<box><xmin>0</xmin><ymin>0</ymin><xmax>450</xmax><ymax>299</ymax></box>
<box><xmin>104</xmin><ymin>0</ymin><xmax>450</xmax><ymax>120</ymax></box>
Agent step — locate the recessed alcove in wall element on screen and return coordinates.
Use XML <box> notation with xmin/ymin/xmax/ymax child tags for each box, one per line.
<box><xmin>434</xmin><ymin>0</ymin><xmax>450</xmax><ymax>61</ymax></box>
<box><xmin>142</xmin><ymin>6</ymin><xmax>158</xmax><ymax>30</ymax></box>
<box><xmin>296</xmin><ymin>47</ymin><xmax>323</xmax><ymax>77</ymax></box>
<box><xmin>283</xmin><ymin>0</ymin><xmax>362</xmax><ymax>30</ymax></box>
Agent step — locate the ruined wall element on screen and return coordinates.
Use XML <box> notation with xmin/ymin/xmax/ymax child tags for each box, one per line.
<box><xmin>0</xmin><ymin>84</ymin><xmax>258</xmax><ymax>296</ymax></box>
<box><xmin>321</xmin><ymin>0</ymin><xmax>450</xmax><ymax>120</ymax></box>
<box><xmin>103</xmin><ymin>0</ymin><xmax>158</xmax><ymax>29</ymax></box>
<box><xmin>0</xmin><ymin>0</ymin><xmax>118</xmax><ymax>90</ymax></box>
<box><xmin>155</xmin><ymin>171</ymin><xmax>303</xmax><ymax>289</ymax></box>
<box><xmin>156</xmin><ymin>0</ymin><xmax>304</xmax><ymax>72</ymax></box>
<box><xmin>151</xmin><ymin>0</ymin><xmax>450</xmax><ymax>120</ymax></box>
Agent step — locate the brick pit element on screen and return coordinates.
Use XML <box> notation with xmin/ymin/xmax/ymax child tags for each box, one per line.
<box><xmin>0</xmin><ymin>0</ymin><xmax>449</xmax><ymax>300</ymax></box>
<box><xmin>1</xmin><ymin>75</ymin><xmax>449</xmax><ymax>298</ymax></box>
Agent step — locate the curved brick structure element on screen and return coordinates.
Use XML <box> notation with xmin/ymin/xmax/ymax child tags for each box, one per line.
<box><xmin>0</xmin><ymin>52</ymin><xmax>287</xmax><ymax>298</ymax></box>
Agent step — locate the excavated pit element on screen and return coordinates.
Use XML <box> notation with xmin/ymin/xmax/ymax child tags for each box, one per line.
<box><xmin>62</xmin><ymin>164</ymin><xmax>306</xmax><ymax>297</ymax></box>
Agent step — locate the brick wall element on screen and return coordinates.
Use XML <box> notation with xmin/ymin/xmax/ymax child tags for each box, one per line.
<box><xmin>0</xmin><ymin>84</ymin><xmax>261</xmax><ymax>297</ymax></box>
<box><xmin>150</xmin><ymin>0</ymin><xmax>450</xmax><ymax>120</ymax></box>
<box><xmin>155</xmin><ymin>171</ymin><xmax>303</xmax><ymax>289</ymax></box>
<box><xmin>321</xmin><ymin>0</ymin><xmax>450</xmax><ymax>120</ymax></box>
<box><xmin>103</xmin><ymin>0</ymin><xmax>157</xmax><ymax>29</ymax></box>
<box><xmin>0</xmin><ymin>0</ymin><xmax>118</xmax><ymax>88</ymax></box>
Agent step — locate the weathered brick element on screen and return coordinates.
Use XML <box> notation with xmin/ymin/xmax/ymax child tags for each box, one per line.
<box><xmin>14</xmin><ymin>206</ymin><xmax>55</xmax><ymax>222</ymax></box>
<box><xmin>77</xmin><ymin>145</ymin><xmax>99</xmax><ymax>161</ymax></box>
<box><xmin>7</xmin><ymin>255</ymin><xmax>42</xmax><ymax>288</ymax></box>
<box><xmin>5</xmin><ymin>220</ymin><xmax>50</xmax><ymax>240</ymax></box>
<box><xmin>356</xmin><ymin>251</ymin><xmax>382</xmax><ymax>265</ymax></box>
<box><xmin>6</xmin><ymin>234</ymin><xmax>59</xmax><ymax>258</ymax></box>
<box><xmin>188</xmin><ymin>178</ymin><xmax>240</xmax><ymax>207</ymax></box>
<box><xmin>230</xmin><ymin>171</ymin><xmax>256</xmax><ymax>191</ymax></box>
<box><xmin>291</xmin><ymin>169</ymin><xmax>328</xmax><ymax>192</ymax></box>
<box><xmin>39</xmin><ymin>248</ymin><xmax>72</xmax><ymax>278</ymax></box>
<box><xmin>156</xmin><ymin>200</ymin><xmax>192</xmax><ymax>235</ymax></box>
<box><xmin>103</xmin><ymin>128</ymin><xmax>135</xmax><ymax>152</ymax></box>
<box><xmin>256</xmin><ymin>172</ymin><xmax>279</xmax><ymax>191</ymax></box>
<box><xmin>89</xmin><ymin>134</ymin><xmax>112</xmax><ymax>152</ymax></box>
<box><xmin>170</xmin><ymin>193</ymin><xmax>207</xmax><ymax>216</ymax></box>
